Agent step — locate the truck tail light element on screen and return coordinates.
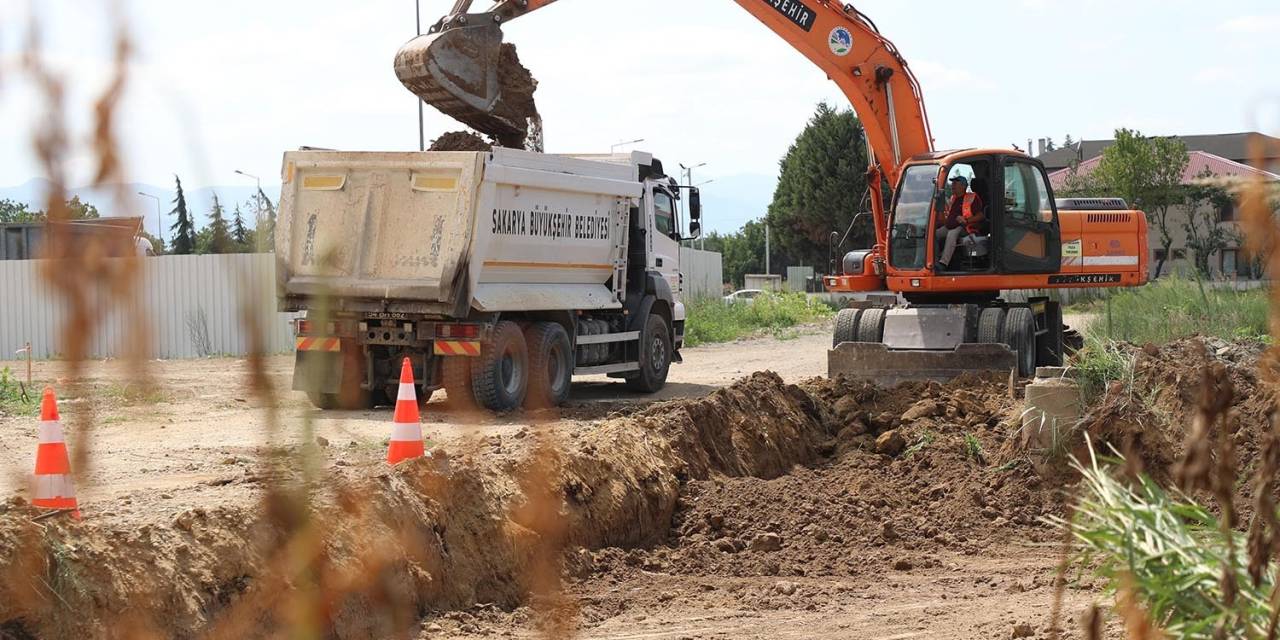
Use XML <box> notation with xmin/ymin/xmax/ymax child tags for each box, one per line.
<box><xmin>296</xmin><ymin>319</ymin><xmax>313</xmax><ymax>335</ymax></box>
<box><xmin>436</xmin><ymin>323</ymin><xmax>480</xmax><ymax>339</ymax></box>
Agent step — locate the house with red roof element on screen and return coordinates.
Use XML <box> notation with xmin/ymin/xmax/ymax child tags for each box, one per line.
<box><xmin>1041</xmin><ymin>133</ymin><xmax>1280</xmax><ymax>279</ymax></box>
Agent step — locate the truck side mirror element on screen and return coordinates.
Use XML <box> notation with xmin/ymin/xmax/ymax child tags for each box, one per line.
<box><xmin>689</xmin><ymin>221</ymin><xmax>701</xmax><ymax>240</ymax></box>
<box><xmin>689</xmin><ymin>188</ymin><xmax>702</xmax><ymax>221</ymax></box>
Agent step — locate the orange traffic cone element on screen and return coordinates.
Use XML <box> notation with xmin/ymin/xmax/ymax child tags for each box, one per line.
<box><xmin>387</xmin><ymin>358</ymin><xmax>426</xmax><ymax>465</ymax></box>
<box><xmin>33</xmin><ymin>386</ymin><xmax>80</xmax><ymax>518</ymax></box>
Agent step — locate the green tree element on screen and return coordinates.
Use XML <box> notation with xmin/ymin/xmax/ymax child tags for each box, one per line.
<box><xmin>0</xmin><ymin>199</ymin><xmax>40</xmax><ymax>223</ymax></box>
<box><xmin>254</xmin><ymin>189</ymin><xmax>277</xmax><ymax>251</ymax></box>
<box><xmin>1088</xmin><ymin>129</ymin><xmax>1189</xmax><ymax>278</ymax></box>
<box><xmin>766</xmin><ymin>102</ymin><xmax>870</xmax><ymax>270</ymax></box>
<box><xmin>231</xmin><ymin>203</ymin><xmax>249</xmax><ymax>251</ymax></box>
<box><xmin>1182</xmin><ymin>171</ymin><xmax>1235</xmax><ymax>277</ymax></box>
<box><xmin>64</xmin><ymin>195</ymin><xmax>100</xmax><ymax>219</ymax></box>
<box><xmin>169</xmin><ymin>175</ymin><xmax>197</xmax><ymax>255</ymax></box>
<box><xmin>202</xmin><ymin>194</ymin><xmax>233</xmax><ymax>254</ymax></box>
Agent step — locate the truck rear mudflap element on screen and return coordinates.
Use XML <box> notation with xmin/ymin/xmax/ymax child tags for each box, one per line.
<box><xmin>827</xmin><ymin>343</ymin><xmax>1017</xmax><ymax>386</ymax></box>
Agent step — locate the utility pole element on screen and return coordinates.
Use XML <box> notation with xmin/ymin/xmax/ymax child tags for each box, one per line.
<box><xmin>138</xmin><ymin>191</ymin><xmax>162</xmax><ymax>249</ymax></box>
<box><xmin>416</xmin><ymin>0</ymin><xmax>425</xmax><ymax>152</ymax></box>
<box><xmin>235</xmin><ymin>170</ymin><xmax>263</xmax><ymax>249</ymax></box>
<box><xmin>765</xmin><ymin>224</ymin><xmax>770</xmax><ymax>275</ymax></box>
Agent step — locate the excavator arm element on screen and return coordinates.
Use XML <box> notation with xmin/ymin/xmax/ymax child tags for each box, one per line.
<box><xmin>397</xmin><ymin>0</ymin><xmax>936</xmax><ymax>248</ymax></box>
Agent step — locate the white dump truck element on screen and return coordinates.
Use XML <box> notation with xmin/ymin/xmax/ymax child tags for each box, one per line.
<box><xmin>275</xmin><ymin>147</ymin><xmax>701</xmax><ymax>411</ymax></box>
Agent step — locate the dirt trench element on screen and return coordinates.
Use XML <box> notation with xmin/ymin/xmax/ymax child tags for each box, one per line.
<box><xmin>0</xmin><ymin>372</ymin><xmax>839</xmax><ymax>638</ymax></box>
<box><xmin>3</xmin><ymin>338</ymin><xmax>1267</xmax><ymax>638</ymax></box>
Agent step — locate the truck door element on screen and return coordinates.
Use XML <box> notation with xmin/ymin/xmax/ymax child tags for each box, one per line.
<box><xmin>648</xmin><ymin>184</ymin><xmax>682</xmax><ymax>300</ymax></box>
<box><xmin>997</xmin><ymin>158</ymin><xmax>1061</xmax><ymax>274</ymax></box>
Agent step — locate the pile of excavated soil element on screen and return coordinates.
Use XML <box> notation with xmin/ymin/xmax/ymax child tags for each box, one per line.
<box><xmin>428</xmin><ymin>131</ymin><xmax>494</xmax><ymax>152</ymax></box>
<box><xmin>0</xmin><ymin>372</ymin><xmax>833</xmax><ymax>638</ymax></box>
<box><xmin>15</xmin><ymin>356</ymin><xmax>1220</xmax><ymax>637</ymax></box>
<box><xmin>583</xmin><ymin>375</ymin><xmax>1060</xmax><ymax>587</ymax></box>
<box><xmin>1079</xmin><ymin>337</ymin><xmax>1274</xmax><ymax>478</ymax></box>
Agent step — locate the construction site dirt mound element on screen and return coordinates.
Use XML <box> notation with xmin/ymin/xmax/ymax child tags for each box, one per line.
<box><xmin>7</xmin><ymin>362</ymin><xmax>1187</xmax><ymax>637</ymax></box>
<box><xmin>1078</xmin><ymin>338</ymin><xmax>1274</xmax><ymax>477</ymax></box>
<box><xmin>0</xmin><ymin>372</ymin><xmax>837</xmax><ymax>638</ymax></box>
<box><xmin>428</xmin><ymin>131</ymin><xmax>494</xmax><ymax>152</ymax></box>
<box><xmin>583</xmin><ymin>375</ymin><xmax>1061</xmax><ymax>588</ymax></box>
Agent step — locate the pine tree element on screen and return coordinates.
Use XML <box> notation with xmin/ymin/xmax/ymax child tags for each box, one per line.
<box><xmin>206</xmin><ymin>194</ymin><xmax>233</xmax><ymax>254</ymax></box>
<box><xmin>765</xmin><ymin>102</ymin><xmax>871</xmax><ymax>269</ymax></box>
<box><xmin>1064</xmin><ymin>134</ymin><xmax>1076</xmax><ymax>148</ymax></box>
<box><xmin>169</xmin><ymin>175</ymin><xmax>196</xmax><ymax>255</ymax></box>
<box><xmin>231</xmin><ymin>203</ymin><xmax>249</xmax><ymax>251</ymax></box>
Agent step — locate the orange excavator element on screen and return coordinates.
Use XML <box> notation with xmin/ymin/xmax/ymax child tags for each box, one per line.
<box><xmin>396</xmin><ymin>0</ymin><xmax>1149</xmax><ymax>381</ymax></box>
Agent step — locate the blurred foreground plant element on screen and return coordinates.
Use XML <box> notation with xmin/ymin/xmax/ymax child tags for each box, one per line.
<box><xmin>1057</xmin><ymin>445</ymin><xmax>1277</xmax><ymax>639</ymax></box>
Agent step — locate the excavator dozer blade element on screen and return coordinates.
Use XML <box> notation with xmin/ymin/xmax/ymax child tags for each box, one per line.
<box><xmin>395</xmin><ymin>24</ymin><xmax>536</xmax><ymax>149</ymax></box>
<box><xmin>827</xmin><ymin>343</ymin><xmax>1017</xmax><ymax>386</ymax></box>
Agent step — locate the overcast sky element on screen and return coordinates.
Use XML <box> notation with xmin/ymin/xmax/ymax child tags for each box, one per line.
<box><xmin>1</xmin><ymin>0</ymin><xmax>1278</xmax><ymax>193</ymax></box>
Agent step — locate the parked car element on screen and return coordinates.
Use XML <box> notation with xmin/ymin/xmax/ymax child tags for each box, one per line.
<box><xmin>723</xmin><ymin>289</ymin><xmax>764</xmax><ymax>304</ymax></box>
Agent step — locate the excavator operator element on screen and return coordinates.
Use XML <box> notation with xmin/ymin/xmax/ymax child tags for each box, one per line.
<box><xmin>935</xmin><ymin>176</ymin><xmax>985</xmax><ymax>272</ymax></box>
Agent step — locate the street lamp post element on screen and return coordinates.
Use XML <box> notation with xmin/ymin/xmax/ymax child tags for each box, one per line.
<box><xmin>138</xmin><ymin>192</ymin><xmax>162</xmax><ymax>250</ymax></box>
<box><xmin>610</xmin><ymin>138</ymin><xmax>645</xmax><ymax>154</ymax></box>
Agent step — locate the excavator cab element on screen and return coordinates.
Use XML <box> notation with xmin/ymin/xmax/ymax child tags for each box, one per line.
<box><xmin>888</xmin><ymin>152</ymin><xmax>1061</xmax><ymax>280</ymax></box>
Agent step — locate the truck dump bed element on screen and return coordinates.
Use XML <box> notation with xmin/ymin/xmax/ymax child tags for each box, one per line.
<box><xmin>276</xmin><ymin>148</ymin><xmax>645</xmax><ymax>316</ymax></box>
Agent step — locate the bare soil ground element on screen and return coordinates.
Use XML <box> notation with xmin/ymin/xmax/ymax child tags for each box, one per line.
<box><xmin>0</xmin><ymin>321</ymin><xmax>1193</xmax><ymax>639</ymax></box>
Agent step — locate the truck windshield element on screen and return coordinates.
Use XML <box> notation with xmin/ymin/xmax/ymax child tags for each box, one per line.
<box><xmin>889</xmin><ymin>164</ymin><xmax>940</xmax><ymax>270</ymax></box>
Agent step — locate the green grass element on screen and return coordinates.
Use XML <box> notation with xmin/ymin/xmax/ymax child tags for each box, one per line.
<box><xmin>1085</xmin><ymin>276</ymin><xmax>1269</xmax><ymax>344</ymax></box>
<box><xmin>0</xmin><ymin>366</ymin><xmax>37</xmax><ymax>416</ymax></box>
<box><xmin>683</xmin><ymin>292</ymin><xmax>833</xmax><ymax>347</ymax></box>
<box><xmin>1057</xmin><ymin>446</ymin><xmax>1276</xmax><ymax>638</ymax></box>
<box><xmin>1069</xmin><ymin>336</ymin><xmax>1137</xmax><ymax>404</ymax></box>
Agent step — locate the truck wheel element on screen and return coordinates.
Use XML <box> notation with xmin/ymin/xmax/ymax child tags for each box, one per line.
<box><xmin>977</xmin><ymin>307</ymin><xmax>1006</xmax><ymax>344</ymax></box>
<box><xmin>308</xmin><ymin>342</ymin><xmax>371</xmax><ymax>410</ymax></box>
<box><xmin>856</xmin><ymin>308</ymin><xmax>887</xmax><ymax>343</ymax></box>
<box><xmin>441</xmin><ymin>356</ymin><xmax>476</xmax><ymax>409</ymax></box>
<box><xmin>525</xmin><ymin>322</ymin><xmax>573</xmax><ymax>409</ymax></box>
<box><xmin>307</xmin><ymin>392</ymin><xmax>338</xmax><ymax>410</ymax></box>
<box><xmin>471</xmin><ymin>321</ymin><xmax>529</xmax><ymax>412</ymax></box>
<box><xmin>1004</xmin><ymin>307</ymin><xmax>1036</xmax><ymax>377</ymax></box>
<box><xmin>833</xmin><ymin>308</ymin><xmax>863</xmax><ymax>346</ymax></box>
<box><xmin>625</xmin><ymin>314</ymin><xmax>671</xmax><ymax>393</ymax></box>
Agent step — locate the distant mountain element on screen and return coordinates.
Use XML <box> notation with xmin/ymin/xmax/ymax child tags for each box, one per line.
<box><xmin>2</xmin><ymin>170</ymin><xmax>776</xmax><ymax>240</ymax></box>
<box><xmin>0</xmin><ymin>179</ymin><xmax>278</xmax><ymax>241</ymax></box>
<box><xmin>696</xmin><ymin>173</ymin><xmax>776</xmax><ymax>234</ymax></box>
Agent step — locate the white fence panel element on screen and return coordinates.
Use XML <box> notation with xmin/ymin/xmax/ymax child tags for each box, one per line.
<box><xmin>1</xmin><ymin>254</ymin><xmax>296</xmax><ymax>360</ymax></box>
<box><xmin>679</xmin><ymin>248</ymin><xmax>724</xmax><ymax>300</ymax></box>
<box><xmin>3</xmin><ymin>250</ymin><xmax>729</xmax><ymax>360</ymax></box>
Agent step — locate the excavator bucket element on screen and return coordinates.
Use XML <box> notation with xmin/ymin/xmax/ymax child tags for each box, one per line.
<box><xmin>394</xmin><ymin>24</ymin><xmax>540</xmax><ymax>150</ymax></box>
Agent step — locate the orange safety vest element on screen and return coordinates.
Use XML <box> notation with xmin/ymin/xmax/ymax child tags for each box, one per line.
<box><xmin>946</xmin><ymin>192</ymin><xmax>982</xmax><ymax>234</ymax></box>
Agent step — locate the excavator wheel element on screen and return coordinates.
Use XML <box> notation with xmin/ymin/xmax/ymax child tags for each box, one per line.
<box><xmin>856</xmin><ymin>308</ymin><xmax>887</xmax><ymax>343</ymax></box>
<box><xmin>977</xmin><ymin>307</ymin><xmax>1006</xmax><ymax>344</ymax></box>
<box><xmin>1004</xmin><ymin>308</ymin><xmax>1036</xmax><ymax>377</ymax></box>
<box><xmin>833</xmin><ymin>308</ymin><xmax>863</xmax><ymax>346</ymax></box>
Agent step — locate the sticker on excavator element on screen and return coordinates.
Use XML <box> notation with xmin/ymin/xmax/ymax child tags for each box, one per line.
<box><xmin>827</xmin><ymin>342</ymin><xmax>1017</xmax><ymax>386</ymax></box>
<box><xmin>434</xmin><ymin>340</ymin><xmax>481</xmax><ymax>357</ymax></box>
<box><xmin>296</xmin><ymin>337</ymin><xmax>342</xmax><ymax>352</ymax></box>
